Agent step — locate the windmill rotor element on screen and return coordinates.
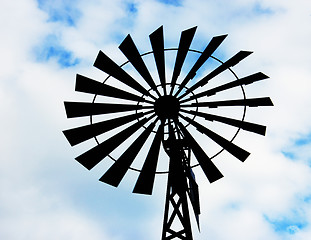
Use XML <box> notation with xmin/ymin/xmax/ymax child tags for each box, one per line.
<box><xmin>63</xmin><ymin>25</ymin><xmax>273</xmax><ymax>239</ymax></box>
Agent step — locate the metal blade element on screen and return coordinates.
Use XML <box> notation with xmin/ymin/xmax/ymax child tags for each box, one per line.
<box><xmin>204</xmin><ymin>72</ymin><xmax>269</xmax><ymax>96</ymax></box>
<box><xmin>133</xmin><ymin>123</ymin><xmax>164</xmax><ymax>195</ymax></box>
<box><xmin>93</xmin><ymin>50</ymin><xmax>152</xmax><ymax>98</ymax></box>
<box><xmin>180</xmin><ymin>115</ymin><xmax>250</xmax><ymax>162</ymax></box>
<box><xmin>63</xmin><ymin>111</ymin><xmax>148</xmax><ymax>146</ymax></box>
<box><xmin>181</xmin><ymin>109</ymin><xmax>266</xmax><ymax>136</ymax></box>
<box><xmin>181</xmin><ymin>72</ymin><xmax>269</xmax><ymax>102</ymax></box>
<box><xmin>64</xmin><ymin>102</ymin><xmax>148</xmax><ymax>118</ymax></box>
<box><xmin>75</xmin><ymin>74</ymin><xmax>148</xmax><ymax>103</ymax></box>
<box><xmin>119</xmin><ymin>35</ymin><xmax>159</xmax><ymax>95</ymax></box>
<box><xmin>170</xmin><ymin>27</ymin><xmax>197</xmax><ymax>94</ymax></box>
<box><xmin>175</xmin><ymin>34</ymin><xmax>227</xmax><ymax>96</ymax></box>
<box><xmin>179</xmin><ymin>51</ymin><xmax>253</xmax><ymax>99</ymax></box>
<box><xmin>75</xmin><ymin>117</ymin><xmax>151</xmax><ymax>170</ymax></box>
<box><xmin>181</xmin><ymin>97</ymin><xmax>274</xmax><ymax>108</ymax></box>
<box><xmin>178</xmin><ymin>122</ymin><xmax>223</xmax><ymax>182</ymax></box>
<box><xmin>150</xmin><ymin>26</ymin><xmax>166</xmax><ymax>95</ymax></box>
<box><xmin>99</xmin><ymin>119</ymin><xmax>158</xmax><ymax>187</ymax></box>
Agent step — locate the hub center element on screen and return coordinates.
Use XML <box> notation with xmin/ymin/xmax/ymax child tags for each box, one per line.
<box><xmin>154</xmin><ymin>95</ymin><xmax>180</xmax><ymax>120</ymax></box>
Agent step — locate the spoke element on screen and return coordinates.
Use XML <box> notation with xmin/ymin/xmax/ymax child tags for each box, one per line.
<box><xmin>75</xmin><ymin>74</ymin><xmax>151</xmax><ymax>103</ymax></box>
<box><xmin>181</xmin><ymin>109</ymin><xmax>267</xmax><ymax>135</ymax></box>
<box><xmin>133</xmin><ymin>123</ymin><xmax>164</xmax><ymax>195</ymax></box>
<box><xmin>180</xmin><ymin>115</ymin><xmax>250</xmax><ymax>162</ymax></box>
<box><xmin>170</xmin><ymin>26</ymin><xmax>197</xmax><ymax>94</ymax></box>
<box><xmin>181</xmin><ymin>72</ymin><xmax>269</xmax><ymax>103</ymax></box>
<box><xmin>119</xmin><ymin>35</ymin><xmax>160</xmax><ymax>96</ymax></box>
<box><xmin>181</xmin><ymin>97</ymin><xmax>274</xmax><ymax>108</ymax></box>
<box><xmin>64</xmin><ymin>102</ymin><xmax>150</xmax><ymax>118</ymax></box>
<box><xmin>63</xmin><ymin>111</ymin><xmax>151</xmax><ymax>146</ymax></box>
<box><xmin>178</xmin><ymin>122</ymin><xmax>223</xmax><ymax>183</ymax></box>
<box><xmin>99</xmin><ymin>119</ymin><xmax>158</xmax><ymax>187</ymax></box>
<box><xmin>179</xmin><ymin>51</ymin><xmax>253</xmax><ymax>100</ymax></box>
<box><xmin>93</xmin><ymin>50</ymin><xmax>155</xmax><ymax>99</ymax></box>
<box><xmin>150</xmin><ymin>26</ymin><xmax>167</xmax><ymax>95</ymax></box>
<box><xmin>174</xmin><ymin>34</ymin><xmax>227</xmax><ymax>97</ymax></box>
<box><xmin>75</xmin><ymin>116</ymin><xmax>153</xmax><ymax>170</ymax></box>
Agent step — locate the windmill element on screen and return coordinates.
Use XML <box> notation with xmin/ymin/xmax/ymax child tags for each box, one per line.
<box><xmin>63</xmin><ymin>26</ymin><xmax>273</xmax><ymax>239</ymax></box>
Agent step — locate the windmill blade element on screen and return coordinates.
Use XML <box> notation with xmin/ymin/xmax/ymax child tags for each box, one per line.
<box><xmin>93</xmin><ymin>50</ymin><xmax>154</xmax><ymax>98</ymax></box>
<box><xmin>64</xmin><ymin>102</ymin><xmax>151</xmax><ymax>118</ymax></box>
<box><xmin>179</xmin><ymin>51</ymin><xmax>253</xmax><ymax>99</ymax></box>
<box><xmin>150</xmin><ymin>26</ymin><xmax>166</xmax><ymax>95</ymax></box>
<box><xmin>99</xmin><ymin>119</ymin><xmax>158</xmax><ymax>187</ymax></box>
<box><xmin>133</xmin><ymin>123</ymin><xmax>164</xmax><ymax>195</ymax></box>
<box><xmin>203</xmin><ymin>72</ymin><xmax>269</xmax><ymax>97</ymax></box>
<box><xmin>75</xmin><ymin>116</ymin><xmax>152</xmax><ymax>170</ymax></box>
<box><xmin>170</xmin><ymin>26</ymin><xmax>197</xmax><ymax>94</ymax></box>
<box><xmin>63</xmin><ymin>111</ymin><xmax>150</xmax><ymax>146</ymax></box>
<box><xmin>119</xmin><ymin>35</ymin><xmax>160</xmax><ymax>96</ymax></box>
<box><xmin>181</xmin><ymin>109</ymin><xmax>266</xmax><ymax>136</ymax></box>
<box><xmin>180</xmin><ymin>115</ymin><xmax>250</xmax><ymax>162</ymax></box>
<box><xmin>75</xmin><ymin>74</ymin><xmax>151</xmax><ymax>103</ymax></box>
<box><xmin>181</xmin><ymin>72</ymin><xmax>269</xmax><ymax>103</ymax></box>
<box><xmin>177</xmin><ymin>122</ymin><xmax>223</xmax><ymax>182</ymax></box>
<box><xmin>181</xmin><ymin>97</ymin><xmax>274</xmax><ymax>108</ymax></box>
<box><xmin>174</xmin><ymin>34</ymin><xmax>227</xmax><ymax>96</ymax></box>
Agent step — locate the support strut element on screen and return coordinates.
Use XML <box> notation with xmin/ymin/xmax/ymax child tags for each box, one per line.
<box><xmin>161</xmin><ymin>123</ymin><xmax>194</xmax><ymax>240</ymax></box>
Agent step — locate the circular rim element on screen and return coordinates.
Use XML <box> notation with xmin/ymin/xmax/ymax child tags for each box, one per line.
<box><xmin>90</xmin><ymin>48</ymin><xmax>247</xmax><ymax>174</ymax></box>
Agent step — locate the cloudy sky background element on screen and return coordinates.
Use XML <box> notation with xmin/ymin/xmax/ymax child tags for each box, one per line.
<box><xmin>1</xmin><ymin>0</ymin><xmax>311</xmax><ymax>239</ymax></box>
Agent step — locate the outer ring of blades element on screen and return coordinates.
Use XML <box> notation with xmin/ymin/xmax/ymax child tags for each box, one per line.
<box><xmin>90</xmin><ymin>48</ymin><xmax>247</xmax><ymax>174</ymax></box>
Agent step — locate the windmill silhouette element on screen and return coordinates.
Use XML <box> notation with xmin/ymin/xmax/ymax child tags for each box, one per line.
<box><xmin>63</xmin><ymin>26</ymin><xmax>273</xmax><ymax>239</ymax></box>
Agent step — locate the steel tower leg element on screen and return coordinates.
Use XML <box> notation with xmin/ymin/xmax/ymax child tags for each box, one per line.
<box><xmin>162</xmin><ymin>138</ymin><xmax>193</xmax><ymax>240</ymax></box>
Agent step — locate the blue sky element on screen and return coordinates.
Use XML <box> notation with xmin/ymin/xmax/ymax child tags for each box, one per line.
<box><xmin>35</xmin><ymin>34</ymin><xmax>80</xmax><ymax>67</ymax></box>
<box><xmin>1</xmin><ymin>0</ymin><xmax>311</xmax><ymax>239</ymax></box>
<box><xmin>37</xmin><ymin>0</ymin><xmax>81</xmax><ymax>26</ymax></box>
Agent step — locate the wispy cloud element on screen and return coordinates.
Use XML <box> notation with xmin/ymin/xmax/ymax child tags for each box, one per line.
<box><xmin>34</xmin><ymin>34</ymin><xmax>80</xmax><ymax>67</ymax></box>
<box><xmin>36</xmin><ymin>0</ymin><xmax>81</xmax><ymax>26</ymax></box>
<box><xmin>265</xmin><ymin>210</ymin><xmax>308</xmax><ymax>235</ymax></box>
<box><xmin>281</xmin><ymin>132</ymin><xmax>311</xmax><ymax>167</ymax></box>
<box><xmin>127</xmin><ymin>2</ymin><xmax>138</xmax><ymax>14</ymax></box>
<box><xmin>295</xmin><ymin>134</ymin><xmax>311</xmax><ymax>147</ymax></box>
<box><xmin>1</xmin><ymin>0</ymin><xmax>311</xmax><ymax>239</ymax></box>
<box><xmin>253</xmin><ymin>2</ymin><xmax>275</xmax><ymax>15</ymax></box>
<box><xmin>156</xmin><ymin>0</ymin><xmax>183</xmax><ymax>6</ymax></box>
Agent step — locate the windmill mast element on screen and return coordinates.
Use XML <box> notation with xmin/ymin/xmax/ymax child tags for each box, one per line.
<box><xmin>161</xmin><ymin>120</ymin><xmax>197</xmax><ymax>239</ymax></box>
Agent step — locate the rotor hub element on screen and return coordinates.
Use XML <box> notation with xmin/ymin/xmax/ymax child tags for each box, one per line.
<box><xmin>154</xmin><ymin>95</ymin><xmax>180</xmax><ymax>121</ymax></box>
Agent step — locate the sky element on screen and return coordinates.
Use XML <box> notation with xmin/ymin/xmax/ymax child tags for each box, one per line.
<box><xmin>1</xmin><ymin>0</ymin><xmax>311</xmax><ymax>239</ymax></box>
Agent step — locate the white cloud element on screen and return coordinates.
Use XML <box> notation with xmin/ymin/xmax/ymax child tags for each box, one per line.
<box><xmin>1</xmin><ymin>0</ymin><xmax>311</xmax><ymax>239</ymax></box>
<box><xmin>0</xmin><ymin>182</ymin><xmax>116</xmax><ymax>240</ymax></box>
